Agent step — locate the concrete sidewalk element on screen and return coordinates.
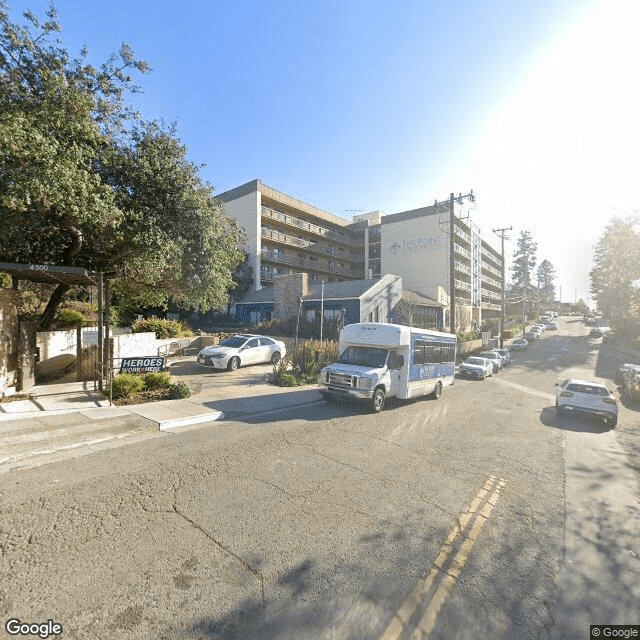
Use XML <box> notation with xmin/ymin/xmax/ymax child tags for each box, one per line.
<box><xmin>0</xmin><ymin>374</ymin><xmax>324</xmax><ymax>473</ymax></box>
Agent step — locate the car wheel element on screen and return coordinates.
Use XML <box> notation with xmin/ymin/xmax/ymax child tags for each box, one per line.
<box><xmin>431</xmin><ymin>381</ymin><xmax>442</xmax><ymax>399</ymax></box>
<box><xmin>270</xmin><ymin>352</ymin><xmax>281</xmax><ymax>365</ymax></box>
<box><xmin>227</xmin><ymin>356</ymin><xmax>240</xmax><ymax>371</ymax></box>
<box><xmin>607</xmin><ymin>415</ymin><xmax>617</xmax><ymax>428</ymax></box>
<box><xmin>371</xmin><ymin>387</ymin><xmax>385</xmax><ymax>413</ymax></box>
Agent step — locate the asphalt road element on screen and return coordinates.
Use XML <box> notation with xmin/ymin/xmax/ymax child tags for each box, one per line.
<box><xmin>1</xmin><ymin>317</ymin><xmax>639</xmax><ymax>640</ymax></box>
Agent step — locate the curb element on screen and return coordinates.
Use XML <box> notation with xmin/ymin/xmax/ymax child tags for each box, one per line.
<box><xmin>158</xmin><ymin>410</ymin><xmax>225</xmax><ymax>431</ymax></box>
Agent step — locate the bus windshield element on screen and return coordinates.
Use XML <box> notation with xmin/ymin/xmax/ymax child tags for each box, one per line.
<box><xmin>337</xmin><ymin>347</ymin><xmax>389</xmax><ymax>368</ymax></box>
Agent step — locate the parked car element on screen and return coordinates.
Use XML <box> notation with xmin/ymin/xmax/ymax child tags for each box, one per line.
<box><xmin>523</xmin><ymin>331</ymin><xmax>539</xmax><ymax>341</ymax></box>
<box><xmin>546</xmin><ymin>321</ymin><xmax>558</xmax><ymax>330</ymax></box>
<box><xmin>620</xmin><ymin>371</ymin><xmax>640</xmax><ymax>402</ymax></box>
<box><xmin>555</xmin><ymin>378</ymin><xmax>618</xmax><ymax>427</ymax></box>
<box><xmin>479</xmin><ymin>350</ymin><xmax>503</xmax><ymax>373</ymax></box>
<box><xmin>590</xmin><ymin>325</ymin><xmax>611</xmax><ymax>338</ymax></box>
<box><xmin>511</xmin><ymin>338</ymin><xmax>528</xmax><ymax>350</ymax></box>
<box><xmin>494</xmin><ymin>348</ymin><xmax>511</xmax><ymax>366</ymax></box>
<box><xmin>615</xmin><ymin>363</ymin><xmax>640</xmax><ymax>385</ymax></box>
<box><xmin>458</xmin><ymin>356</ymin><xmax>494</xmax><ymax>380</ymax></box>
<box><xmin>197</xmin><ymin>334</ymin><xmax>286</xmax><ymax>371</ymax></box>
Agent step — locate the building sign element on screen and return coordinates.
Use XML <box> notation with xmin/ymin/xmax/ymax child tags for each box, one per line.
<box><xmin>388</xmin><ymin>235</ymin><xmax>442</xmax><ymax>255</ymax></box>
<box><xmin>120</xmin><ymin>357</ymin><xmax>165</xmax><ymax>373</ymax></box>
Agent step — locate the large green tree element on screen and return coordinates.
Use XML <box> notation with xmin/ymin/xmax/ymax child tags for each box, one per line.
<box><xmin>536</xmin><ymin>259</ymin><xmax>556</xmax><ymax>307</ymax></box>
<box><xmin>0</xmin><ymin>3</ymin><xmax>243</xmax><ymax>329</ymax></box>
<box><xmin>590</xmin><ymin>214</ymin><xmax>640</xmax><ymax>328</ymax></box>
<box><xmin>510</xmin><ymin>230</ymin><xmax>537</xmax><ymax>300</ymax></box>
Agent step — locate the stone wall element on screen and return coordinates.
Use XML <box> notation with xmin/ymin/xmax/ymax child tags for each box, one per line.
<box><xmin>0</xmin><ymin>289</ymin><xmax>19</xmax><ymax>396</ymax></box>
<box><xmin>274</xmin><ymin>273</ymin><xmax>309</xmax><ymax>321</ymax></box>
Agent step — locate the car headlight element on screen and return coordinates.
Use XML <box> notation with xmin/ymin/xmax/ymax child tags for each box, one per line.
<box><xmin>357</xmin><ymin>376</ymin><xmax>373</xmax><ymax>389</ymax></box>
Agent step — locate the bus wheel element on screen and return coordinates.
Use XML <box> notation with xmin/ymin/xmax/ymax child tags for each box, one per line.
<box><xmin>371</xmin><ymin>387</ymin><xmax>385</xmax><ymax>413</ymax></box>
<box><xmin>431</xmin><ymin>381</ymin><xmax>442</xmax><ymax>399</ymax></box>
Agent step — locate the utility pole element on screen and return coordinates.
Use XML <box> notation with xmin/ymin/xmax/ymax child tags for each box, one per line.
<box><xmin>493</xmin><ymin>226</ymin><xmax>512</xmax><ymax>348</ymax></box>
<box><xmin>434</xmin><ymin>190</ymin><xmax>475</xmax><ymax>334</ymax></box>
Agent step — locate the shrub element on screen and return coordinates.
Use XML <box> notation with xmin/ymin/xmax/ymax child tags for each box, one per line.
<box><xmin>274</xmin><ymin>339</ymin><xmax>340</xmax><ymax>386</ymax></box>
<box><xmin>292</xmin><ymin>339</ymin><xmax>339</xmax><ymax>380</ymax></box>
<box><xmin>168</xmin><ymin>381</ymin><xmax>192</xmax><ymax>399</ymax></box>
<box><xmin>142</xmin><ymin>371</ymin><xmax>172</xmax><ymax>390</ymax></box>
<box><xmin>132</xmin><ymin>318</ymin><xmax>194</xmax><ymax>339</ymax></box>
<box><xmin>54</xmin><ymin>308</ymin><xmax>88</xmax><ymax>328</ymax></box>
<box><xmin>457</xmin><ymin>330</ymin><xmax>480</xmax><ymax>342</ymax></box>
<box><xmin>107</xmin><ymin>373</ymin><xmax>145</xmax><ymax>399</ymax></box>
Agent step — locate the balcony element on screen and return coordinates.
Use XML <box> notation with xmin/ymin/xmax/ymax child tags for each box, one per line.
<box><xmin>261</xmin><ymin>206</ymin><xmax>351</xmax><ymax>245</ymax></box>
<box><xmin>454</xmin><ymin>260</ymin><xmax>472</xmax><ymax>275</ymax></box>
<box><xmin>261</xmin><ymin>229</ymin><xmax>361</xmax><ymax>264</ymax></box>
<box><xmin>454</xmin><ymin>243</ymin><xmax>471</xmax><ymax>260</ymax></box>
<box><xmin>454</xmin><ymin>225</ymin><xmax>472</xmax><ymax>244</ymax></box>
<box><xmin>481</xmin><ymin>262</ymin><xmax>502</xmax><ymax>278</ymax></box>
<box><xmin>261</xmin><ymin>250</ymin><xmax>358</xmax><ymax>278</ymax></box>
<box><xmin>481</xmin><ymin>247</ymin><xmax>502</xmax><ymax>268</ymax></box>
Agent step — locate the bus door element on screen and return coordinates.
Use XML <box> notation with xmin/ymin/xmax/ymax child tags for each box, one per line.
<box><xmin>387</xmin><ymin>349</ymin><xmax>405</xmax><ymax>398</ymax></box>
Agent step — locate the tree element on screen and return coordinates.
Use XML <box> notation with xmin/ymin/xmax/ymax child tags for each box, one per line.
<box><xmin>226</xmin><ymin>252</ymin><xmax>254</xmax><ymax>315</ymax></box>
<box><xmin>590</xmin><ymin>214</ymin><xmax>640</xmax><ymax>329</ymax></box>
<box><xmin>536</xmin><ymin>259</ymin><xmax>556</xmax><ymax>307</ymax></box>
<box><xmin>510</xmin><ymin>230</ymin><xmax>537</xmax><ymax>308</ymax></box>
<box><xmin>0</xmin><ymin>4</ymin><xmax>243</xmax><ymax>329</ymax></box>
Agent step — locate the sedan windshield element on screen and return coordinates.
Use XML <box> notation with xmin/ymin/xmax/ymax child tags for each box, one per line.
<box><xmin>337</xmin><ymin>347</ymin><xmax>388</xmax><ymax>368</ymax></box>
<box><xmin>465</xmin><ymin>358</ymin><xmax>485</xmax><ymax>366</ymax></box>
<box><xmin>218</xmin><ymin>336</ymin><xmax>249</xmax><ymax>348</ymax></box>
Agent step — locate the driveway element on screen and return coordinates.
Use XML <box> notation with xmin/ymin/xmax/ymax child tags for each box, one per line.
<box><xmin>166</xmin><ymin>357</ymin><xmax>276</xmax><ymax>391</ymax></box>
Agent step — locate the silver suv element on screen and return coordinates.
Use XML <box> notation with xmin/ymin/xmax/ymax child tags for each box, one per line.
<box><xmin>555</xmin><ymin>378</ymin><xmax>618</xmax><ymax>427</ymax></box>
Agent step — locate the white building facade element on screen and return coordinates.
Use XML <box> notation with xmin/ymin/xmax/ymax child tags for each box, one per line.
<box><xmin>217</xmin><ymin>180</ymin><xmax>503</xmax><ymax>330</ymax></box>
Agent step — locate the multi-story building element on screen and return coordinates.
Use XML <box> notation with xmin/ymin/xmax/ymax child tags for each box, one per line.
<box><xmin>217</xmin><ymin>179</ymin><xmax>503</xmax><ymax>329</ymax></box>
<box><xmin>363</xmin><ymin>205</ymin><xmax>504</xmax><ymax>327</ymax></box>
<box><xmin>216</xmin><ymin>180</ymin><xmax>366</xmax><ymax>290</ymax></box>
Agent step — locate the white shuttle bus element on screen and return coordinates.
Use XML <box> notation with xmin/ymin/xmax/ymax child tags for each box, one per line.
<box><xmin>318</xmin><ymin>322</ymin><xmax>457</xmax><ymax>413</ymax></box>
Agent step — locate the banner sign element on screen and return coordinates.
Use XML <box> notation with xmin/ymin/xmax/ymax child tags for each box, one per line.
<box><xmin>120</xmin><ymin>357</ymin><xmax>165</xmax><ymax>373</ymax></box>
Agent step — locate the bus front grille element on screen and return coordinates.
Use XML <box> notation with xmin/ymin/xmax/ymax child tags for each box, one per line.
<box><xmin>327</xmin><ymin>372</ymin><xmax>356</xmax><ymax>388</ymax></box>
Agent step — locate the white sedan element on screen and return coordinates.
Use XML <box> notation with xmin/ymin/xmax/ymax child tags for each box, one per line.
<box><xmin>458</xmin><ymin>356</ymin><xmax>494</xmax><ymax>380</ymax></box>
<box><xmin>197</xmin><ymin>334</ymin><xmax>286</xmax><ymax>371</ymax></box>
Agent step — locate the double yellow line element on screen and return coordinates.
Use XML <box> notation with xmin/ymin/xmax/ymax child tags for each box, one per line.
<box><xmin>379</xmin><ymin>475</ymin><xmax>507</xmax><ymax>640</ymax></box>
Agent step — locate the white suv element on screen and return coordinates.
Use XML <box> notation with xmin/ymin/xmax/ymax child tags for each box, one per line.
<box><xmin>555</xmin><ymin>378</ymin><xmax>618</xmax><ymax>427</ymax></box>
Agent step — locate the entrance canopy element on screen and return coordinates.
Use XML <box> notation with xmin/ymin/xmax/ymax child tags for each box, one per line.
<box><xmin>0</xmin><ymin>262</ymin><xmax>101</xmax><ymax>287</ymax></box>
<box><xmin>0</xmin><ymin>262</ymin><xmax>114</xmax><ymax>390</ymax></box>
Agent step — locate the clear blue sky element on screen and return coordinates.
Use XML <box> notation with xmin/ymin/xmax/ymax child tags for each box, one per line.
<box><xmin>8</xmin><ymin>0</ymin><xmax>639</xmax><ymax>305</ymax></box>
